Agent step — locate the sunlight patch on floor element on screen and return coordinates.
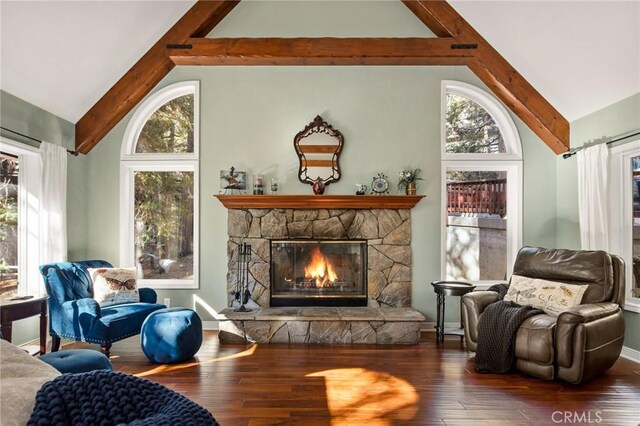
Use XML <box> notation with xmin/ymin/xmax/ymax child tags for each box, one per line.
<box><xmin>134</xmin><ymin>344</ymin><xmax>257</xmax><ymax>378</ymax></box>
<box><xmin>307</xmin><ymin>368</ymin><xmax>419</xmax><ymax>425</ymax></box>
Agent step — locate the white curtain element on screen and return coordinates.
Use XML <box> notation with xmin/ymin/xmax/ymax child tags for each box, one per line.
<box><xmin>577</xmin><ymin>144</ymin><xmax>610</xmax><ymax>251</ymax></box>
<box><xmin>39</xmin><ymin>142</ymin><xmax>67</xmax><ymax>263</ymax></box>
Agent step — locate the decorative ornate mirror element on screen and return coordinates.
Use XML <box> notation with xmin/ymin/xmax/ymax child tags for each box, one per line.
<box><xmin>294</xmin><ymin>115</ymin><xmax>344</xmax><ymax>192</ymax></box>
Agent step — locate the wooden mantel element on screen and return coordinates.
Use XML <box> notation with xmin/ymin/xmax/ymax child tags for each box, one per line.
<box><xmin>215</xmin><ymin>195</ymin><xmax>424</xmax><ymax>209</ymax></box>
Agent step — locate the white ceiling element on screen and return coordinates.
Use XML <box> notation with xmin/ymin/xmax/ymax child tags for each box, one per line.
<box><xmin>1</xmin><ymin>0</ymin><xmax>639</xmax><ymax>124</ymax></box>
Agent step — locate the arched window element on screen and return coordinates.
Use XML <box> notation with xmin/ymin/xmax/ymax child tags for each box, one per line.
<box><xmin>120</xmin><ymin>81</ymin><xmax>199</xmax><ymax>289</ymax></box>
<box><xmin>441</xmin><ymin>81</ymin><xmax>522</xmax><ymax>286</ymax></box>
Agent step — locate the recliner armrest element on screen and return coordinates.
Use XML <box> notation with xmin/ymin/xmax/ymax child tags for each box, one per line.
<box><xmin>138</xmin><ymin>288</ymin><xmax>158</xmax><ymax>304</ymax></box>
<box><xmin>462</xmin><ymin>291</ymin><xmax>500</xmax><ymax>316</ymax></box>
<box><xmin>61</xmin><ymin>298</ymin><xmax>101</xmax><ymax>318</ymax></box>
<box><xmin>556</xmin><ymin>302</ymin><xmax>621</xmax><ymax>368</ymax></box>
<box><xmin>461</xmin><ymin>291</ymin><xmax>500</xmax><ymax>349</ymax></box>
<box><xmin>557</xmin><ymin>302</ymin><xmax>620</xmax><ymax>324</ymax></box>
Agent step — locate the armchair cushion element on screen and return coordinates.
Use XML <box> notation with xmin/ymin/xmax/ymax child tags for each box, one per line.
<box><xmin>512</xmin><ymin>247</ymin><xmax>614</xmax><ymax>304</ymax></box>
<box><xmin>515</xmin><ymin>314</ymin><xmax>556</xmax><ymax>365</ymax></box>
<box><xmin>91</xmin><ymin>303</ymin><xmax>165</xmax><ymax>342</ymax></box>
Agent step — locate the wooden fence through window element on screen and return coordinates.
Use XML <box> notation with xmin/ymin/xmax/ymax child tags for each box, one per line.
<box><xmin>447</xmin><ymin>178</ymin><xmax>507</xmax><ymax>217</ymax></box>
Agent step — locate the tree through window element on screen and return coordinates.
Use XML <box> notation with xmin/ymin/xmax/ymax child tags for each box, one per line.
<box><xmin>121</xmin><ymin>81</ymin><xmax>199</xmax><ymax>289</ymax></box>
<box><xmin>0</xmin><ymin>152</ymin><xmax>19</xmax><ymax>298</ymax></box>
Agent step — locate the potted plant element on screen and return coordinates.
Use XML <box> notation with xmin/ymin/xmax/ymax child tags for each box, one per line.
<box><xmin>398</xmin><ymin>167</ymin><xmax>423</xmax><ymax>195</ymax></box>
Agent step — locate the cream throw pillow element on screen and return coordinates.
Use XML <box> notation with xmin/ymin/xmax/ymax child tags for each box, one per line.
<box><xmin>504</xmin><ymin>275</ymin><xmax>587</xmax><ymax>316</ymax></box>
<box><xmin>88</xmin><ymin>267</ymin><xmax>140</xmax><ymax>307</ymax></box>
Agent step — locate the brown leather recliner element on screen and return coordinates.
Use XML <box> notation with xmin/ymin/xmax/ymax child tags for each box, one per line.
<box><xmin>462</xmin><ymin>246</ymin><xmax>625</xmax><ymax>384</ymax></box>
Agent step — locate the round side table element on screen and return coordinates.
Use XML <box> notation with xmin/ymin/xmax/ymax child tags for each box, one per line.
<box><xmin>431</xmin><ymin>281</ymin><xmax>476</xmax><ymax>344</ymax></box>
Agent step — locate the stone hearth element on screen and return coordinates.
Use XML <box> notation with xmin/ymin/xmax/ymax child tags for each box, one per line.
<box><xmin>216</xmin><ymin>307</ymin><xmax>425</xmax><ymax>344</ymax></box>
<box><xmin>226</xmin><ymin>208</ymin><xmax>412</xmax><ymax>308</ymax></box>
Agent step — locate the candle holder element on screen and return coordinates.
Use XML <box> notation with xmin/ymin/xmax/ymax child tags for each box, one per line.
<box><xmin>253</xmin><ymin>174</ymin><xmax>264</xmax><ymax>195</ymax></box>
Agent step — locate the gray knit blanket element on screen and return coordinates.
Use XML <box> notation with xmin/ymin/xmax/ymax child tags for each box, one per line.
<box><xmin>28</xmin><ymin>370</ymin><xmax>218</xmax><ymax>426</ymax></box>
<box><xmin>475</xmin><ymin>284</ymin><xmax>543</xmax><ymax>374</ymax></box>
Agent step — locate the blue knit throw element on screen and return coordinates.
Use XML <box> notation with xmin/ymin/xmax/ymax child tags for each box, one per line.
<box><xmin>28</xmin><ymin>370</ymin><xmax>218</xmax><ymax>426</ymax></box>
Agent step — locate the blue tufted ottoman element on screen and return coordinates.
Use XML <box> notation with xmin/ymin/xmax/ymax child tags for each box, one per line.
<box><xmin>141</xmin><ymin>307</ymin><xmax>203</xmax><ymax>364</ymax></box>
<box><xmin>40</xmin><ymin>349</ymin><xmax>113</xmax><ymax>374</ymax></box>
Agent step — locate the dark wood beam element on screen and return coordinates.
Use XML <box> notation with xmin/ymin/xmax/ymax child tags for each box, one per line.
<box><xmin>403</xmin><ymin>0</ymin><xmax>570</xmax><ymax>154</ymax></box>
<box><xmin>75</xmin><ymin>0</ymin><xmax>240</xmax><ymax>154</ymax></box>
<box><xmin>168</xmin><ymin>37</ymin><xmax>475</xmax><ymax>66</ymax></box>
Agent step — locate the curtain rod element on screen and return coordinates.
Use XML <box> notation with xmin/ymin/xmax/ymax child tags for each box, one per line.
<box><xmin>562</xmin><ymin>129</ymin><xmax>640</xmax><ymax>159</ymax></box>
<box><xmin>0</xmin><ymin>126</ymin><xmax>78</xmax><ymax>156</ymax></box>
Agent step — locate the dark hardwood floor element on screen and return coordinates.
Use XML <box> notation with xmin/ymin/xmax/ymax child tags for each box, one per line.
<box><xmin>67</xmin><ymin>332</ymin><xmax>640</xmax><ymax>425</ymax></box>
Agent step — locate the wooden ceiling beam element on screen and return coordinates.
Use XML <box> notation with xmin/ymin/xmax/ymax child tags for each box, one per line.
<box><xmin>403</xmin><ymin>0</ymin><xmax>570</xmax><ymax>154</ymax></box>
<box><xmin>168</xmin><ymin>37</ymin><xmax>475</xmax><ymax>66</ymax></box>
<box><xmin>74</xmin><ymin>0</ymin><xmax>240</xmax><ymax>154</ymax></box>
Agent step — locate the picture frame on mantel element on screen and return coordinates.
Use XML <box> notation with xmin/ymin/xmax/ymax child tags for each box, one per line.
<box><xmin>220</xmin><ymin>167</ymin><xmax>247</xmax><ymax>191</ymax></box>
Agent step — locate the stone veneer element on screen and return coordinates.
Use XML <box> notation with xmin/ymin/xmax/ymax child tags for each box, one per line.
<box><xmin>226</xmin><ymin>208</ymin><xmax>412</xmax><ymax>308</ymax></box>
<box><xmin>217</xmin><ymin>307</ymin><xmax>425</xmax><ymax>344</ymax></box>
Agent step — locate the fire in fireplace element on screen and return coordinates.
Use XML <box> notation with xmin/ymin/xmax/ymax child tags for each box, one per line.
<box><xmin>270</xmin><ymin>240</ymin><xmax>367</xmax><ymax>307</ymax></box>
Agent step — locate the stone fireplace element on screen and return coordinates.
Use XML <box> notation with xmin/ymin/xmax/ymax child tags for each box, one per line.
<box><xmin>226</xmin><ymin>207</ymin><xmax>413</xmax><ymax>309</ymax></box>
<box><xmin>270</xmin><ymin>239</ymin><xmax>367</xmax><ymax>307</ymax></box>
<box><xmin>215</xmin><ymin>195</ymin><xmax>426</xmax><ymax>345</ymax></box>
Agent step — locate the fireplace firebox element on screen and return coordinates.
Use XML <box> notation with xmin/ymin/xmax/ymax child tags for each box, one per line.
<box><xmin>270</xmin><ymin>240</ymin><xmax>367</xmax><ymax>307</ymax></box>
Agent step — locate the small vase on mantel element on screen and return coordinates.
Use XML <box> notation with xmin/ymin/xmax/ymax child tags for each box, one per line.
<box><xmin>312</xmin><ymin>178</ymin><xmax>326</xmax><ymax>195</ymax></box>
<box><xmin>406</xmin><ymin>181</ymin><xmax>417</xmax><ymax>195</ymax></box>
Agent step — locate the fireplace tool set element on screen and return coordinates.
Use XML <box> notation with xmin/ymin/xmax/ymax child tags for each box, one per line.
<box><xmin>233</xmin><ymin>242</ymin><xmax>252</xmax><ymax>312</ymax></box>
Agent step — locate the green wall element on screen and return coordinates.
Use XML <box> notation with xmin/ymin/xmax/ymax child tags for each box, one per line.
<box><xmin>556</xmin><ymin>92</ymin><xmax>640</xmax><ymax>351</ymax></box>
<box><xmin>0</xmin><ymin>89</ymin><xmax>87</xmax><ymax>344</ymax></box>
<box><xmin>75</xmin><ymin>1</ymin><xmax>559</xmax><ymax>327</ymax></box>
<box><xmin>78</xmin><ymin>64</ymin><xmax>557</xmax><ymax>325</ymax></box>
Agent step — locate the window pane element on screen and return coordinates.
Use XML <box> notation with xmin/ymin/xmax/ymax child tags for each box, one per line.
<box><xmin>632</xmin><ymin>155</ymin><xmax>640</xmax><ymax>297</ymax></box>
<box><xmin>136</xmin><ymin>94</ymin><xmax>194</xmax><ymax>154</ymax></box>
<box><xmin>445</xmin><ymin>93</ymin><xmax>506</xmax><ymax>154</ymax></box>
<box><xmin>446</xmin><ymin>170</ymin><xmax>507</xmax><ymax>281</ymax></box>
<box><xmin>134</xmin><ymin>171</ymin><xmax>194</xmax><ymax>280</ymax></box>
<box><xmin>0</xmin><ymin>152</ymin><xmax>19</xmax><ymax>298</ymax></box>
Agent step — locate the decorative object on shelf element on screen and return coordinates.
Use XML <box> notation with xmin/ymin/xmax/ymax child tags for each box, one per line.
<box><xmin>370</xmin><ymin>173</ymin><xmax>390</xmax><ymax>195</ymax></box>
<box><xmin>294</xmin><ymin>115</ymin><xmax>344</xmax><ymax>192</ymax></box>
<box><xmin>312</xmin><ymin>177</ymin><xmax>326</xmax><ymax>195</ymax></box>
<box><xmin>253</xmin><ymin>174</ymin><xmax>264</xmax><ymax>195</ymax></box>
<box><xmin>233</xmin><ymin>242</ymin><xmax>252</xmax><ymax>312</ymax></box>
<box><xmin>355</xmin><ymin>184</ymin><xmax>368</xmax><ymax>195</ymax></box>
<box><xmin>219</xmin><ymin>167</ymin><xmax>247</xmax><ymax>195</ymax></box>
<box><xmin>270</xmin><ymin>178</ymin><xmax>279</xmax><ymax>194</ymax></box>
<box><xmin>398</xmin><ymin>167</ymin><xmax>423</xmax><ymax>195</ymax></box>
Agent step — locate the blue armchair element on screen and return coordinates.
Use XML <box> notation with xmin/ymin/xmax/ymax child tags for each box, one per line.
<box><xmin>39</xmin><ymin>260</ymin><xmax>165</xmax><ymax>357</ymax></box>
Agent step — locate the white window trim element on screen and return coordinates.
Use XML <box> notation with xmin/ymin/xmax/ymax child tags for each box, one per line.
<box><xmin>441</xmin><ymin>81</ymin><xmax>523</xmax><ymax>288</ymax></box>
<box><xmin>120</xmin><ymin>81</ymin><xmax>200</xmax><ymax>290</ymax></box>
<box><xmin>0</xmin><ymin>137</ymin><xmax>42</xmax><ymax>296</ymax></box>
<box><xmin>441</xmin><ymin>80</ymin><xmax>522</xmax><ymax>162</ymax></box>
<box><xmin>609</xmin><ymin>138</ymin><xmax>640</xmax><ymax>313</ymax></box>
<box><xmin>440</xmin><ymin>161</ymin><xmax>523</xmax><ymax>288</ymax></box>
<box><xmin>122</xmin><ymin>81</ymin><xmax>200</xmax><ymax>161</ymax></box>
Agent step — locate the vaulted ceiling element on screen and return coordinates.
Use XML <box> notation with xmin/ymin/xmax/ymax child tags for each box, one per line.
<box><xmin>1</xmin><ymin>1</ymin><xmax>639</xmax><ymax>150</ymax></box>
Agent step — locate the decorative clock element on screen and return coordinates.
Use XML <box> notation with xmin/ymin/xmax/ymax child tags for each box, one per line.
<box><xmin>370</xmin><ymin>173</ymin><xmax>390</xmax><ymax>195</ymax></box>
